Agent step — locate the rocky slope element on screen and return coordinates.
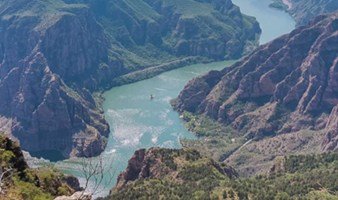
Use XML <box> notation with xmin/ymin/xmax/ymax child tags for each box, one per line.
<box><xmin>173</xmin><ymin>11</ymin><xmax>338</xmax><ymax>152</ymax></box>
<box><xmin>100</xmin><ymin>148</ymin><xmax>338</xmax><ymax>200</ymax></box>
<box><xmin>0</xmin><ymin>0</ymin><xmax>260</xmax><ymax>159</ymax></box>
<box><xmin>115</xmin><ymin>148</ymin><xmax>238</xmax><ymax>189</ymax></box>
<box><xmin>0</xmin><ymin>135</ymin><xmax>80</xmax><ymax>200</ymax></box>
<box><xmin>103</xmin><ymin>148</ymin><xmax>238</xmax><ymax>199</ymax></box>
<box><xmin>271</xmin><ymin>0</ymin><xmax>338</xmax><ymax>26</ymax></box>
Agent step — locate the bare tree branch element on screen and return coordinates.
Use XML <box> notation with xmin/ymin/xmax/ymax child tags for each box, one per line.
<box><xmin>78</xmin><ymin>155</ymin><xmax>115</xmax><ymax>199</ymax></box>
<box><xmin>0</xmin><ymin>167</ymin><xmax>12</xmax><ymax>195</ymax></box>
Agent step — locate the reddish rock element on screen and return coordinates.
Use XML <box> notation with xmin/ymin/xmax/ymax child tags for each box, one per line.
<box><xmin>174</xmin><ymin>11</ymin><xmax>338</xmax><ymax>150</ymax></box>
<box><xmin>0</xmin><ymin>4</ymin><xmax>110</xmax><ymax>158</ymax></box>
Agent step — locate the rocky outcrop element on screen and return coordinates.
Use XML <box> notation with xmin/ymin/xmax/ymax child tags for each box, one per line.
<box><xmin>0</xmin><ymin>0</ymin><xmax>260</xmax><ymax>159</ymax></box>
<box><xmin>322</xmin><ymin>105</ymin><xmax>338</xmax><ymax>151</ymax></box>
<box><xmin>174</xmin><ymin>11</ymin><xmax>338</xmax><ymax>151</ymax></box>
<box><xmin>0</xmin><ymin>135</ymin><xmax>81</xmax><ymax>199</ymax></box>
<box><xmin>116</xmin><ymin>148</ymin><xmax>175</xmax><ymax>188</ymax></box>
<box><xmin>272</xmin><ymin>0</ymin><xmax>338</xmax><ymax>27</ymax></box>
<box><xmin>0</xmin><ymin>2</ymin><xmax>110</xmax><ymax>158</ymax></box>
<box><xmin>116</xmin><ymin>148</ymin><xmax>238</xmax><ymax>188</ymax></box>
<box><xmin>54</xmin><ymin>192</ymin><xmax>92</xmax><ymax>200</ymax></box>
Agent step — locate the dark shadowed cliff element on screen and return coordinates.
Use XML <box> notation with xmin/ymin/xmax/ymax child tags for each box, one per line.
<box><xmin>0</xmin><ymin>0</ymin><xmax>260</xmax><ymax>159</ymax></box>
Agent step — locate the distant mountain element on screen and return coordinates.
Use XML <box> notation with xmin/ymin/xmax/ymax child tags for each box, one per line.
<box><xmin>271</xmin><ymin>0</ymin><xmax>338</xmax><ymax>26</ymax></box>
<box><xmin>173</xmin><ymin>11</ymin><xmax>338</xmax><ymax>161</ymax></box>
<box><xmin>0</xmin><ymin>0</ymin><xmax>260</xmax><ymax>159</ymax></box>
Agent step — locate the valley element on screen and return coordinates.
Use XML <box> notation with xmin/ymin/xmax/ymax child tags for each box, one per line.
<box><xmin>52</xmin><ymin>0</ymin><xmax>296</xmax><ymax>197</ymax></box>
<box><xmin>0</xmin><ymin>0</ymin><xmax>260</xmax><ymax>160</ymax></box>
<box><xmin>1</xmin><ymin>0</ymin><xmax>338</xmax><ymax>199</ymax></box>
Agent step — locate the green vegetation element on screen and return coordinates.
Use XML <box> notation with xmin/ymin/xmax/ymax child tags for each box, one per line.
<box><xmin>0</xmin><ymin>135</ymin><xmax>75</xmax><ymax>200</ymax></box>
<box><xmin>99</xmin><ymin>148</ymin><xmax>236</xmax><ymax>200</ymax></box>
<box><xmin>3</xmin><ymin>0</ymin><xmax>258</xmax><ymax>72</ymax></box>
<box><xmin>111</xmin><ymin>57</ymin><xmax>204</xmax><ymax>86</ymax></box>
<box><xmin>180</xmin><ymin>111</ymin><xmax>244</xmax><ymax>161</ymax></box>
<box><xmin>90</xmin><ymin>0</ymin><xmax>260</xmax><ymax>71</ymax></box>
<box><xmin>227</xmin><ymin>152</ymin><xmax>338</xmax><ymax>200</ymax></box>
<box><xmin>101</xmin><ymin>151</ymin><xmax>338</xmax><ymax>200</ymax></box>
<box><xmin>0</xmin><ymin>0</ymin><xmax>260</xmax><ymax>87</ymax></box>
<box><xmin>182</xmin><ymin>111</ymin><xmax>239</xmax><ymax>138</ymax></box>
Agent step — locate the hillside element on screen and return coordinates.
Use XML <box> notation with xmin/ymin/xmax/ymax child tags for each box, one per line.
<box><xmin>0</xmin><ymin>135</ymin><xmax>81</xmax><ymax>200</ymax></box>
<box><xmin>270</xmin><ymin>0</ymin><xmax>338</xmax><ymax>26</ymax></box>
<box><xmin>100</xmin><ymin>148</ymin><xmax>338</xmax><ymax>200</ymax></box>
<box><xmin>0</xmin><ymin>0</ymin><xmax>260</xmax><ymax>159</ymax></box>
<box><xmin>173</xmin><ymin>11</ymin><xmax>338</xmax><ymax>174</ymax></box>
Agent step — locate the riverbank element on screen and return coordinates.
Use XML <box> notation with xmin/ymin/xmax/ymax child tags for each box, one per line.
<box><xmin>110</xmin><ymin>57</ymin><xmax>206</xmax><ymax>87</ymax></box>
<box><xmin>54</xmin><ymin>0</ymin><xmax>297</xmax><ymax>197</ymax></box>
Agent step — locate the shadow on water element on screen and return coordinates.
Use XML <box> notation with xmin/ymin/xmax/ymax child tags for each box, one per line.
<box><xmin>30</xmin><ymin>150</ymin><xmax>65</xmax><ymax>162</ymax></box>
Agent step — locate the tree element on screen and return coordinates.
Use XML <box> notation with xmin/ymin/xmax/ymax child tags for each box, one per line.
<box><xmin>79</xmin><ymin>155</ymin><xmax>115</xmax><ymax>199</ymax></box>
<box><xmin>0</xmin><ymin>167</ymin><xmax>12</xmax><ymax>195</ymax></box>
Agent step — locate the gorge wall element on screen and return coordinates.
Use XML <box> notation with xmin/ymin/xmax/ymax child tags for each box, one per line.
<box><xmin>0</xmin><ymin>0</ymin><xmax>260</xmax><ymax>159</ymax></box>
<box><xmin>173</xmin><ymin>11</ymin><xmax>338</xmax><ymax>152</ymax></box>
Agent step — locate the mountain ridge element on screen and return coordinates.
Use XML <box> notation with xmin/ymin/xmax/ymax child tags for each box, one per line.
<box><xmin>173</xmin><ymin>11</ymin><xmax>338</xmax><ymax>162</ymax></box>
<box><xmin>0</xmin><ymin>0</ymin><xmax>260</xmax><ymax>159</ymax></box>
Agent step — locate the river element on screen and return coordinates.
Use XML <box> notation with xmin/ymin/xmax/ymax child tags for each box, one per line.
<box><xmin>53</xmin><ymin>0</ymin><xmax>295</xmax><ymax>197</ymax></box>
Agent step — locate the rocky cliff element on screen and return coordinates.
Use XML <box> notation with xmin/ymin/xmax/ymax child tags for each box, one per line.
<box><xmin>271</xmin><ymin>0</ymin><xmax>338</xmax><ymax>26</ymax></box>
<box><xmin>0</xmin><ymin>0</ymin><xmax>260</xmax><ymax>159</ymax></box>
<box><xmin>88</xmin><ymin>0</ymin><xmax>261</xmax><ymax>62</ymax></box>
<box><xmin>173</xmin><ymin>11</ymin><xmax>338</xmax><ymax>151</ymax></box>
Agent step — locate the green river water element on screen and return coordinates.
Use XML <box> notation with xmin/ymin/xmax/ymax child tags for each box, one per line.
<box><xmin>51</xmin><ymin>0</ymin><xmax>295</xmax><ymax>197</ymax></box>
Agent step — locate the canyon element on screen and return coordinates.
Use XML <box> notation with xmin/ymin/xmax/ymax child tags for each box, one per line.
<box><xmin>173</xmin><ymin>10</ymin><xmax>338</xmax><ymax>175</ymax></box>
<box><xmin>0</xmin><ymin>0</ymin><xmax>260</xmax><ymax>159</ymax></box>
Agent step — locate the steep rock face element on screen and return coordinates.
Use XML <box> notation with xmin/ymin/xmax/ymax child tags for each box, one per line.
<box><xmin>0</xmin><ymin>0</ymin><xmax>260</xmax><ymax>159</ymax></box>
<box><xmin>322</xmin><ymin>105</ymin><xmax>338</xmax><ymax>151</ymax></box>
<box><xmin>174</xmin><ymin>12</ymin><xmax>338</xmax><ymax>150</ymax></box>
<box><xmin>286</xmin><ymin>0</ymin><xmax>338</xmax><ymax>27</ymax></box>
<box><xmin>116</xmin><ymin>148</ymin><xmax>177</xmax><ymax>188</ymax></box>
<box><xmin>86</xmin><ymin>0</ymin><xmax>260</xmax><ymax>62</ymax></box>
<box><xmin>0</xmin><ymin>1</ymin><xmax>110</xmax><ymax>158</ymax></box>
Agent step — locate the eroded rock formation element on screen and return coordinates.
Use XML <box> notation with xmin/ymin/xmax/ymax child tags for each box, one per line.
<box><xmin>174</xmin><ymin>11</ymin><xmax>338</xmax><ymax>151</ymax></box>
